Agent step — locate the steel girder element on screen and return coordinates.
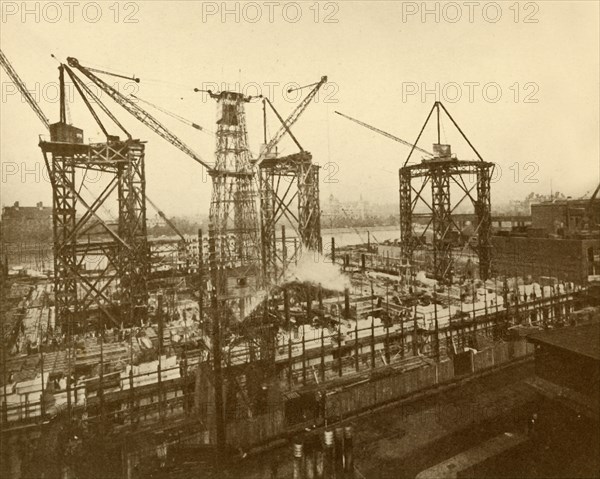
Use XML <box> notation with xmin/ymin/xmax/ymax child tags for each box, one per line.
<box><xmin>476</xmin><ymin>166</ymin><xmax>492</xmax><ymax>280</ymax></box>
<box><xmin>298</xmin><ymin>162</ymin><xmax>321</xmax><ymax>252</ymax></box>
<box><xmin>118</xmin><ymin>141</ymin><xmax>149</xmax><ymax>325</ymax></box>
<box><xmin>399</xmin><ymin>169</ymin><xmax>412</xmax><ymax>260</ymax></box>
<box><xmin>47</xmin><ymin>148</ymin><xmax>78</xmax><ymax>331</ymax></box>
<box><xmin>259</xmin><ymin>165</ymin><xmax>278</xmax><ymax>283</ymax></box>
<box><xmin>431</xmin><ymin>165</ymin><xmax>453</xmax><ymax>282</ymax></box>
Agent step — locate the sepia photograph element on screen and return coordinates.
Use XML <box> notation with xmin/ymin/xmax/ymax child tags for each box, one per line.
<box><xmin>0</xmin><ymin>1</ymin><xmax>599</xmax><ymax>477</ymax></box>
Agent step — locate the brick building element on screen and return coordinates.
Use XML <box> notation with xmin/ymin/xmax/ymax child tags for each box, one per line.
<box><xmin>491</xmin><ymin>235</ymin><xmax>598</xmax><ymax>283</ymax></box>
<box><xmin>0</xmin><ymin>201</ymin><xmax>53</xmax><ymax>243</ymax></box>
<box><xmin>531</xmin><ymin>198</ymin><xmax>600</xmax><ymax>236</ymax></box>
<box><xmin>491</xmin><ymin>194</ymin><xmax>600</xmax><ymax>283</ymax></box>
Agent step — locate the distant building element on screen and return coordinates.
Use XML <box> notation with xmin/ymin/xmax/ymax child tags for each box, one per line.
<box><xmin>531</xmin><ymin>198</ymin><xmax>600</xmax><ymax>236</ymax></box>
<box><xmin>491</xmin><ymin>196</ymin><xmax>600</xmax><ymax>284</ymax></box>
<box><xmin>147</xmin><ymin>213</ymin><xmax>167</xmax><ymax>229</ymax></box>
<box><xmin>1</xmin><ymin>201</ymin><xmax>53</xmax><ymax>243</ymax></box>
<box><xmin>322</xmin><ymin>194</ymin><xmax>373</xmax><ymax>221</ymax></box>
<box><xmin>491</xmin><ymin>235</ymin><xmax>598</xmax><ymax>283</ymax></box>
<box><xmin>320</xmin><ymin>194</ymin><xmax>399</xmax><ymax>228</ymax></box>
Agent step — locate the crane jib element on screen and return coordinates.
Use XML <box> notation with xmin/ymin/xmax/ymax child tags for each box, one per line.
<box><xmin>67</xmin><ymin>56</ymin><xmax>214</xmax><ymax>172</ymax></box>
<box><xmin>258</xmin><ymin>75</ymin><xmax>327</xmax><ymax>165</ymax></box>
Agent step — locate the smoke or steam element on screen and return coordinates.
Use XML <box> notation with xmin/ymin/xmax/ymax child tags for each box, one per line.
<box><xmin>283</xmin><ymin>250</ymin><xmax>351</xmax><ymax>291</ymax></box>
<box><xmin>242</xmin><ymin>290</ymin><xmax>268</xmax><ymax>320</ymax></box>
<box><xmin>240</xmin><ymin>250</ymin><xmax>350</xmax><ymax>321</ymax></box>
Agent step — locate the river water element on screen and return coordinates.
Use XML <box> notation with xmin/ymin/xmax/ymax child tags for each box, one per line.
<box><xmin>319</xmin><ymin>226</ymin><xmax>401</xmax><ymax>248</ymax></box>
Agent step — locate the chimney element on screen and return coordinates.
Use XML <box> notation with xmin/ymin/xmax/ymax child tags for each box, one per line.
<box><xmin>14</xmin><ymin>201</ymin><xmax>19</xmax><ymax>209</ymax></box>
<box><xmin>37</xmin><ymin>201</ymin><xmax>43</xmax><ymax>209</ymax></box>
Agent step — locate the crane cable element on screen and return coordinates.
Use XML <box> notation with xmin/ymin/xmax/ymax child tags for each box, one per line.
<box><xmin>340</xmin><ymin>208</ymin><xmax>366</xmax><ymax>244</ymax></box>
<box><xmin>130</xmin><ymin>94</ymin><xmax>214</xmax><ymax>136</ymax></box>
<box><xmin>86</xmin><ymin>65</ymin><xmax>139</xmax><ymax>83</ymax></box>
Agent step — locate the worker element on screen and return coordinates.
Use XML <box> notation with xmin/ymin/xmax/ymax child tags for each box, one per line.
<box><xmin>528</xmin><ymin>412</ymin><xmax>538</xmax><ymax>437</ymax></box>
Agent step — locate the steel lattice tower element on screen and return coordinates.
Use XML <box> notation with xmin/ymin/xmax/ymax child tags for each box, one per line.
<box><xmin>117</xmin><ymin>141</ymin><xmax>149</xmax><ymax>324</ymax></box>
<box><xmin>475</xmin><ymin>165</ymin><xmax>492</xmax><ymax>280</ymax></box>
<box><xmin>208</xmin><ymin>91</ymin><xmax>262</xmax><ymax>318</ymax></box>
<box><xmin>431</xmin><ymin>165</ymin><xmax>452</xmax><ymax>281</ymax></box>
<box><xmin>399</xmin><ymin>102</ymin><xmax>494</xmax><ymax>283</ymax></box>
<box><xmin>41</xmin><ymin>137</ymin><xmax>149</xmax><ymax>331</ymax></box>
<box><xmin>298</xmin><ymin>160</ymin><xmax>321</xmax><ymax>252</ymax></box>
<box><xmin>259</xmin><ymin>152</ymin><xmax>321</xmax><ymax>282</ymax></box>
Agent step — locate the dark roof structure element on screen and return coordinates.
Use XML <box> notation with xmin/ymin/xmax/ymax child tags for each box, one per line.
<box><xmin>528</xmin><ymin>322</ymin><xmax>600</xmax><ymax>361</ymax></box>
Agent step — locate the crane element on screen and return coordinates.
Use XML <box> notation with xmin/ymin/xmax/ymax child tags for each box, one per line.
<box><xmin>335</xmin><ymin>110</ymin><xmax>433</xmax><ymax>157</ymax></box>
<box><xmin>62</xmin><ymin>60</ymin><xmax>193</xmax><ymax>245</ymax></box>
<box><xmin>66</xmin><ymin>57</ymin><xmax>214</xmax><ymax>172</ymax></box>
<box><xmin>257</xmin><ymin>75</ymin><xmax>328</xmax><ymax>163</ymax></box>
<box><xmin>0</xmin><ymin>48</ymin><xmax>50</xmax><ymax>130</ymax></box>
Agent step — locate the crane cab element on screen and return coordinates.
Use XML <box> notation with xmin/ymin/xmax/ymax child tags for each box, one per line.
<box><xmin>422</xmin><ymin>143</ymin><xmax>457</xmax><ymax>163</ymax></box>
<box><xmin>49</xmin><ymin>122</ymin><xmax>84</xmax><ymax>144</ymax></box>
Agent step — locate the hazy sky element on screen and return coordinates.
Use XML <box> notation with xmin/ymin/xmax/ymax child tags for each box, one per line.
<box><xmin>1</xmin><ymin>1</ymin><xmax>599</xmax><ymax>217</ymax></box>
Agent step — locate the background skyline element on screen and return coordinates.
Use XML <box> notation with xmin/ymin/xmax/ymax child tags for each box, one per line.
<box><xmin>1</xmin><ymin>1</ymin><xmax>599</xmax><ymax>217</ymax></box>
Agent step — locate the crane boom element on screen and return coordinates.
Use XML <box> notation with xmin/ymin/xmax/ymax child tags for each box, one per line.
<box><xmin>258</xmin><ymin>75</ymin><xmax>327</xmax><ymax>164</ymax></box>
<box><xmin>67</xmin><ymin>57</ymin><xmax>213</xmax><ymax>172</ymax></box>
<box><xmin>145</xmin><ymin>195</ymin><xmax>186</xmax><ymax>242</ymax></box>
<box><xmin>0</xmin><ymin>48</ymin><xmax>50</xmax><ymax>130</ymax></box>
<box><xmin>335</xmin><ymin>110</ymin><xmax>433</xmax><ymax>157</ymax></box>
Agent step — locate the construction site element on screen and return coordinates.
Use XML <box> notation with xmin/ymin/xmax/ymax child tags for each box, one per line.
<box><xmin>1</xmin><ymin>38</ymin><xmax>600</xmax><ymax>479</ymax></box>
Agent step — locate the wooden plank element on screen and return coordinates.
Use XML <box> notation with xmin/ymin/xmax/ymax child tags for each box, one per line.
<box><xmin>415</xmin><ymin>432</ymin><xmax>528</xmax><ymax>479</ymax></box>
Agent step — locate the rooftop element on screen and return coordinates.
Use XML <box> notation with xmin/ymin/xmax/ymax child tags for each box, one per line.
<box><xmin>527</xmin><ymin>321</ymin><xmax>600</xmax><ymax>361</ymax></box>
<box><xmin>532</xmin><ymin>198</ymin><xmax>600</xmax><ymax>207</ymax></box>
<box><xmin>2</xmin><ymin>201</ymin><xmax>51</xmax><ymax>217</ymax></box>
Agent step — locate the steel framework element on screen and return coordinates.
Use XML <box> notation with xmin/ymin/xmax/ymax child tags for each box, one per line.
<box><xmin>259</xmin><ymin>152</ymin><xmax>321</xmax><ymax>282</ymax></box>
<box><xmin>37</xmin><ymin>64</ymin><xmax>150</xmax><ymax>331</ymax></box>
<box><xmin>399</xmin><ymin>102</ymin><xmax>493</xmax><ymax>282</ymax></box>
<box><xmin>257</xmin><ymin>79</ymin><xmax>326</xmax><ymax>283</ymax></box>
<box><xmin>40</xmin><ymin>139</ymin><xmax>149</xmax><ymax>330</ymax></box>
<box><xmin>208</xmin><ymin>91</ymin><xmax>262</xmax><ymax>319</ymax></box>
